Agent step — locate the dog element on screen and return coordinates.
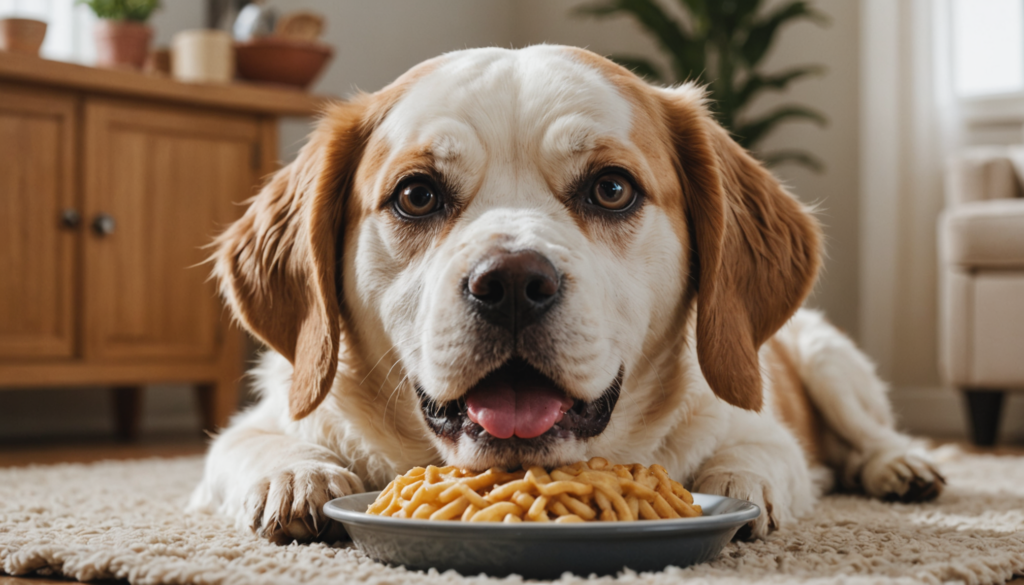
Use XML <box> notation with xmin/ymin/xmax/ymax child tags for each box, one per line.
<box><xmin>188</xmin><ymin>45</ymin><xmax>943</xmax><ymax>543</ymax></box>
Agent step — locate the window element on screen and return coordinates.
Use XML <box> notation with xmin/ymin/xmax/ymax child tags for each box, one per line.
<box><xmin>952</xmin><ymin>0</ymin><xmax>1024</xmax><ymax>97</ymax></box>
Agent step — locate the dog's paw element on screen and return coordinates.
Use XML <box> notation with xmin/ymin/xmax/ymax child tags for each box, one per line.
<box><xmin>693</xmin><ymin>470</ymin><xmax>784</xmax><ymax>539</ymax></box>
<box><xmin>242</xmin><ymin>462</ymin><xmax>364</xmax><ymax>544</ymax></box>
<box><xmin>860</xmin><ymin>447</ymin><xmax>945</xmax><ymax>503</ymax></box>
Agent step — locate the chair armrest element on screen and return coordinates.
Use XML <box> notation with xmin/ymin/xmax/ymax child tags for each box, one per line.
<box><xmin>940</xmin><ymin>199</ymin><xmax>1024</xmax><ymax>269</ymax></box>
<box><xmin>946</xmin><ymin>146</ymin><xmax>1024</xmax><ymax>206</ymax></box>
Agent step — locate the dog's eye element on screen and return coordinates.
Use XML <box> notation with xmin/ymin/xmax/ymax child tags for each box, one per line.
<box><xmin>589</xmin><ymin>173</ymin><xmax>635</xmax><ymax>211</ymax></box>
<box><xmin>396</xmin><ymin>182</ymin><xmax>440</xmax><ymax>217</ymax></box>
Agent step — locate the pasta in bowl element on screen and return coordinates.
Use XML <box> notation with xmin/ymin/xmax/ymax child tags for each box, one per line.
<box><xmin>366</xmin><ymin>457</ymin><xmax>702</xmax><ymax>523</ymax></box>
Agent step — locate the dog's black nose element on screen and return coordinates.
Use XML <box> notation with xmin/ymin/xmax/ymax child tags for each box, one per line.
<box><xmin>466</xmin><ymin>249</ymin><xmax>560</xmax><ymax>333</ymax></box>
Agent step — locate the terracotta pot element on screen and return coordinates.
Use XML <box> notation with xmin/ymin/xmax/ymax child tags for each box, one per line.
<box><xmin>0</xmin><ymin>18</ymin><xmax>47</xmax><ymax>56</ymax></box>
<box><xmin>94</xmin><ymin>19</ymin><xmax>152</xmax><ymax>70</ymax></box>
<box><xmin>235</xmin><ymin>37</ymin><xmax>333</xmax><ymax>89</ymax></box>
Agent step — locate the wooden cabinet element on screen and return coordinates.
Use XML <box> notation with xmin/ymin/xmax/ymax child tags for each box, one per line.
<box><xmin>82</xmin><ymin>100</ymin><xmax>259</xmax><ymax>362</ymax></box>
<box><xmin>0</xmin><ymin>87</ymin><xmax>76</xmax><ymax>359</ymax></box>
<box><xmin>0</xmin><ymin>52</ymin><xmax>325</xmax><ymax>436</ymax></box>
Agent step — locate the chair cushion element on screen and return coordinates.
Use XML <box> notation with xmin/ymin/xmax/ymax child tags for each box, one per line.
<box><xmin>940</xmin><ymin>199</ymin><xmax>1024</xmax><ymax>268</ymax></box>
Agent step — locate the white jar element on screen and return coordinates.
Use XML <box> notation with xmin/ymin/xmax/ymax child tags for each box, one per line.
<box><xmin>171</xmin><ymin>29</ymin><xmax>234</xmax><ymax>84</ymax></box>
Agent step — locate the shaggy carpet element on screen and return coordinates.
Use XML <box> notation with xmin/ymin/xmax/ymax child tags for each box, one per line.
<box><xmin>1</xmin><ymin>448</ymin><xmax>1022</xmax><ymax>585</ymax></box>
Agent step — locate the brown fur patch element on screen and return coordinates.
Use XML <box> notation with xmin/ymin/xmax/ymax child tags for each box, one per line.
<box><xmin>662</xmin><ymin>92</ymin><xmax>822</xmax><ymax>412</ymax></box>
<box><xmin>214</xmin><ymin>97</ymin><xmax>374</xmax><ymax>420</ymax></box>
<box><xmin>765</xmin><ymin>339</ymin><xmax>824</xmax><ymax>464</ymax></box>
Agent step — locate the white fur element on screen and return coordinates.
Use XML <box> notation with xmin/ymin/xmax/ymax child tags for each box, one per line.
<box><xmin>189</xmin><ymin>46</ymin><xmax>940</xmax><ymax>542</ymax></box>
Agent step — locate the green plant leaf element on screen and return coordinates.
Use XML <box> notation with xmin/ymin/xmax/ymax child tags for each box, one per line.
<box><xmin>733</xmin><ymin>105</ymin><xmax>827</xmax><ymax>148</ymax></box>
<box><xmin>741</xmin><ymin>1</ymin><xmax>827</xmax><ymax>68</ymax></box>
<box><xmin>78</xmin><ymin>0</ymin><xmax>159</xmax><ymax>21</ymax></box>
<box><xmin>576</xmin><ymin>0</ymin><xmax>706</xmax><ymax>81</ymax></box>
<box><xmin>759</xmin><ymin>149</ymin><xmax>825</xmax><ymax>172</ymax></box>
<box><xmin>574</xmin><ymin>0</ymin><xmax>829</xmax><ymax>147</ymax></box>
<box><xmin>608</xmin><ymin>55</ymin><xmax>666</xmax><ymax>82</ymax></box>
<box><xmin>736</xmin><ymin>64</ymin><xmax>825</xmax><ymax>108</ymax></box>
<box><xmin>701</xmin><ymin>0</ymin><xmax>765</xmax><ymax>42</ymax></box>
<box><xmin>675</xmin><ymin>0</ymin><xmax>708</xmax><ymax>20</ymax></box>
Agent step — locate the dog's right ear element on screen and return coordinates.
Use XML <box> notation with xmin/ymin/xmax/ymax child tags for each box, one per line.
<box><xmin>660</xmin><ymin>84</ymin><xmax>821</xmax><ymax>413</ymax></box>
<box><xmin>214</xmin><ymin>97</ymin><xmax>372</xmax><ymax>421</ymax></box>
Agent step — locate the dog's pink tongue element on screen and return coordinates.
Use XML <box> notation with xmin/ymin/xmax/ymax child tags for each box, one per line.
<box><xmin>466</xmin><ymin>382</ymin><xmax>572</xmax><ymax>439</ymax></box>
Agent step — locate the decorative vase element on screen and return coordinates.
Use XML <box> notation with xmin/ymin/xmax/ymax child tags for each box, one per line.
<box><xmin>0</xmin><ymin>18</ymin><xmax>47</xmax><ymax>56</ymax></box>
<box><xmin>94</xmin><ymin>19</ymin><xmax>152</xmax><ymax>70</ymax></box>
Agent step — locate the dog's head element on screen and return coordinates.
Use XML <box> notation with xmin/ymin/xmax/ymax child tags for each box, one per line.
<box><xmin>216</xmin><ymin>46</ymin><xmax>820</xmax><ymax>470</ymax></box>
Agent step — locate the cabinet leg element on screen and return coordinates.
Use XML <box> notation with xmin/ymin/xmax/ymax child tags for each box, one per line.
<box><xmin>196</xmin><ymin>379</ymin><xmax>240</xmax><ymax>435</ymax></box>
<box><xmin>112</xmin><ymin>386</ymin><xmax>143</xmax><ymax>442</ymax></box>
<box><xmin>963</xmin><ymin>389</ymin><xmax>1005</xmax><ymax>446</ymax></box>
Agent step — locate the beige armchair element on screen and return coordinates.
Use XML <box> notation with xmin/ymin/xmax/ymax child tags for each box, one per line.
<box><xmin>940</xmin><ymin>146</ymin><xmax>1024</xmax><ymax>445</ymax></box>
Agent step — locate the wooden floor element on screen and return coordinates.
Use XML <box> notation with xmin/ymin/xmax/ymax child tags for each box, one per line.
<box><xmin>0</xmin><ymin>436</ymin><xmax>1021</xmax><ymax>585</ymax></box>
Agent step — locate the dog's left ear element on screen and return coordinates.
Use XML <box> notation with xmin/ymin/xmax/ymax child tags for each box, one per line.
<box><xmin>214</xmin><ymin>97</ymin><xmax>372</xmax><ymax>420</ymax></box>
<box><xmin>662</xmin><ymin>86</ymin><xmax>822</xmax><ymax>411</ymax></box>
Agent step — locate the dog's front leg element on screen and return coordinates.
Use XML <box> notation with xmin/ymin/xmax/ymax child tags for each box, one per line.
<box><xmin>188</xmin><ymin>411</ymin><xmax>363</xmax><ymax>544</ymax></box>
<box><xmin>692</xmin><ymin>412</ymin><xmax>816</xmax><ymax>539</ymax></box>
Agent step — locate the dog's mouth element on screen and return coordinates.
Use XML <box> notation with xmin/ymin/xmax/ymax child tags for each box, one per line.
<box><xmin>416</xmin><ymin>358</ymin><xmax>622</xmax><ymax>445</ymax></box>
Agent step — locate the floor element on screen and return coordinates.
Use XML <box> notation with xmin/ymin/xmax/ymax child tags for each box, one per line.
<box><xmin>0</xmin><ymin>435</ymin><xmax>1021</xmax><ymax>585</ymax></box>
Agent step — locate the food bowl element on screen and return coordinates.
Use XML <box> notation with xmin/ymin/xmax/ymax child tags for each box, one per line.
<box><xmin>325</xmin><ymin>491</ymin><xmax>760</xmax><ymax>578</ymax></box>
<box><xmin>235</xmin><ymin>37</ymin><xmax>332</xmax><ymax>89</ymax></box>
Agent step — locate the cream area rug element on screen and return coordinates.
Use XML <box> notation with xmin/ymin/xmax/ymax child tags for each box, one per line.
<box><xmin>1</xmin><ymin>448</ymin><xmax>1023</xmax><ymax>585</ymax></box>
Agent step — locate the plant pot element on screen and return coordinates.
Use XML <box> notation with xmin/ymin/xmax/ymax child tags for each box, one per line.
<box><xmin>94</xmin><ymin>19</ymin><xmax>152</xmax><ymax>70</ymax></box>
<box><xmin>0</xmin><ymin>18</ymin><xmax>47</xmax><ymax>56</ymax></box>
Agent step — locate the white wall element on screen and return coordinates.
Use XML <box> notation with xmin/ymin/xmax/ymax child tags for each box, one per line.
<box><xmin>753</xmin><ymin>0</ymin><xmax>861</xmax><ymax>339</ymax></box>
<box><xmin>150</xmin><ymin>0</ymin><xmax>207</xmax><ymax>46</ymax></box>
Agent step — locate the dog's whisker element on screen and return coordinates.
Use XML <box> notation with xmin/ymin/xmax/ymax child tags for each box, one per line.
<box><xmin>390</xmin><ymin>373</ymin><xmax>413</xmax><ymax>455</ymax></box>
<box><xmin>381</xmin><ymin>368</ymin><xmax>407</xmax><ymax>441</ymax></box>
<box><xmin>377</xmin><ymin>344</ymin><xmax>416</xmax><ymax>399</ymax></box>
<box><xmin>363</xmin><ymin>331</ymin><xmax>420</xmax><ymax>394</ymax></box>
<box><xmin>361</xmin><ymin>343</ymin><xmax>401</xmax><ymax>386</ymax></box>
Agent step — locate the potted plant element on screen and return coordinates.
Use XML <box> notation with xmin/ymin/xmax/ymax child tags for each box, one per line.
<box><xmin>80</xmin><ymin>0</ymin><xmax>160</xmax><ymax>70</ymax></box>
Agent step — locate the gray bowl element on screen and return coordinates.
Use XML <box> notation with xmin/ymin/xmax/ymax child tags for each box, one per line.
<box><xmin>324</xmin><ymin>491</ymin><xmax>759</xmax><ymax>579</ymax></box>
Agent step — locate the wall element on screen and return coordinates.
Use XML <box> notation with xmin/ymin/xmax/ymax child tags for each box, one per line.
<box><xmin>752</xmin><ymin>0</ymin><xmax>861</xmax><ymax>338</ymax></box>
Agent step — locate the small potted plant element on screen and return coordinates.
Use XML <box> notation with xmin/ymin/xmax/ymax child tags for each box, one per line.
<box><xmin>80</xmin><ymin>0</ymin><xmax>160</xmax><ymax>70</ymax></box>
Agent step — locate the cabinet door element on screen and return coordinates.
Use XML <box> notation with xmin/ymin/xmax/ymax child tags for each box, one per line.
<box><xmin>0</xmin><ymin>86</ymin><xmax>77</xmax><ymax>359</ymax></box>
<box><xmin>83</xmin><ymin>100</ymin><xmax>259</xmax><ymax>361</ymax></box>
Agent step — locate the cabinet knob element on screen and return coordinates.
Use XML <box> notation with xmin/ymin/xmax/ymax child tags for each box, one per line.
<box><xmin>92</xmin><ymin>213</ymin><xmax>116</xmax><ymax>237</ymax></box>
<box><xmin>60</xmin><ymin>208</ymin><xmax>81</xmax><ymax>229</ymax></box>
